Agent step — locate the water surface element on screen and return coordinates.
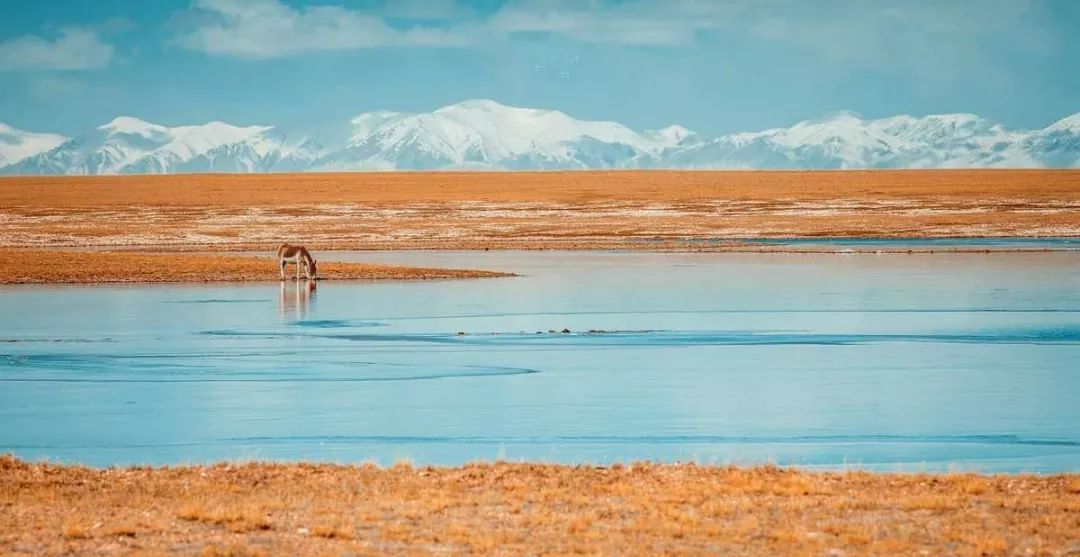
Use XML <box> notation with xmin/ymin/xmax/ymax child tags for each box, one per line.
<box><xmin>738</xmin><ymin>237</ymin><xmax>1080</xmax><ymax>249</ymax></box>
<box><xmin>1</xmin><ymin>251</ymin><xmax>1077</xmax><ymax>471</ymax></box>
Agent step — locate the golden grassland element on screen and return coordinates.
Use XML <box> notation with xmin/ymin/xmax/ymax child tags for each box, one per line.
<box><xmin>0</xmin><ymin>249</ymin><xmax>511</xmax><ymax>284</ymax></box>
<box><xmin>4</xmin><ymin>169</ymin><xmax>1079</xmax><ymax>205</ymax></box>
<box><xmin>1</xmin><ymin>170</ymin><xmax>1077</xmax><ymax>251</ymax></box>
<box><xmin>1</xmin><ymin>456</ymin><xmax>1077</xmax><ymax>556</ymax></box>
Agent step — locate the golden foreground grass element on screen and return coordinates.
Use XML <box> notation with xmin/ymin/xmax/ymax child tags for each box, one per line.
<box><xmin>1</xmin><ymin>170</ymin><xmax>1077</xmax><ymax>250</ymax></box>
<box><xmin>1</xmin><ymin>456</ymin><xmax>1077</xmax><ymax>556</ymax></box>
<box><xmin>0</xmin><ymin>249</ymin><xmax>510</xmax><ymax>284</ymax></box>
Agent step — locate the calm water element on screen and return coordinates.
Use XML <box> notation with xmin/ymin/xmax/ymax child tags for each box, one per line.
<box><xmin>739</xmin><ymin>237</ymin><xmax>1080</xmax><ymax>249</ymax></box>
<box><xmin>1</xmin><ymin>251</ymin><xmax>1078</xmax><ymax>472</ymax></box>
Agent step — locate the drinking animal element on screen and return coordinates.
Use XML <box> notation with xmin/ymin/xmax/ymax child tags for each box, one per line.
<box><xmin>277</xmin><ymin>243</ymin><xmax>317</xmax><ymax>281</ymax></box>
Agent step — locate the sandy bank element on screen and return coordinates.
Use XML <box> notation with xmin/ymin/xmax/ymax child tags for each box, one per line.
<box><xmin>0</xmin><ymin>456</ymin><xmax>1076</xmax><ymax>556</ymax></box>
<box><xmin>0</xmin><ymin>249</ymin><xmax>511</xmax><ymax>284</ymax></box>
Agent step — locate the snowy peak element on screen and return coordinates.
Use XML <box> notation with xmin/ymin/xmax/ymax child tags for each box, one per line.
<box><xmin>98</xmin><ymin>116</ymin><xmax>169</xmax><ymax>138</ymax></box>
<box><xmin>332</xmin><ymin>98</ymin><xmax>678</xmax><ymax>170</ymax></box>
<box><xmin>331</xmin><ymin>99</ymin><xmax>655</xmax><ymax>170</ymax></box>
<box><xmin>434</xmin><ymin>98</ymin><xmax>528</xmax><ymax>117</ymax></box>
<box><xmin>173</xmin><ymin>121</ymin><xmax>272</xmax><ymax>140</ymax></box>
<box><xmin>98</xmin><ymin>118</ymin><xmax>272</xmax><ymax>144</ymax></box>
<box><xmin>0</xmin><ymin>122</ymin><xmax>68</xmax><ymax>168</ymax></box>
<box><xmin>162</xmin><ymin>121</ymin><xmax>275</xmax><ymax>161</ymax></box>
<box><xmin>426</xmin><ymin>99</ymin><xmax>645</xmax><ymax>148</ymax></box>
<box><xmin>1046</xmin><ymin>113</ymin><xmax>1080</xmax><ymax>133</ymax></box>
<box><xmin>349</xmin><ymin>111</ymin><xmax>411</xmax><ymax>139</ymax></box>
<box><xmin>647</xmin><ymin>125</ymin><xmax>697</xmax><ymax>147</ymax></box>
<box><xmin>440</xmin><ymin>99</ymin><xmax>510</xmax><ymax>111</ymax></box>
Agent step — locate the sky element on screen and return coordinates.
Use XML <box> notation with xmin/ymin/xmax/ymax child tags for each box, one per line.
<box><xmin>0</xmin><ymin>0</ymin><xmax>1077</xmax><ymax>139</ymax></box>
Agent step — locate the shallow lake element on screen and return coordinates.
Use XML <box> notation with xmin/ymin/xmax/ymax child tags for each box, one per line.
<box><xmin>2</xmin><ymin>250</ymin><xmax>1078</xmax><ymax>472</ymax></box>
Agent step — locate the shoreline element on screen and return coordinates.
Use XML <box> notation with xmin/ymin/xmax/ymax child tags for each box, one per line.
<box><xmin>2</xmin><ymin>456</ymin><xmax>1076</xmax><ymax>556</ymax></box>
<box><xmin>0</xmin><ymin>249</ymin><xmax>512</xmax><ymax>285</ymax></box>
<box><xmin>4</xmin><ymin>243</ymin><xmax>1075</xmax><ymax>285</ymax></box>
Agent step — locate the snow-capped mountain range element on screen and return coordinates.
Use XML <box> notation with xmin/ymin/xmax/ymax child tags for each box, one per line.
<box><xmin>2</xmin><ymin>116</ymin><xmax>322</xmax><ymax>175</ymax></box>
<box><xmin>0</xmin><ymin>122</ymin><xmax>67</xmax><ymax>169</ymax></box>
<box><xmin>2</xmin><ymin>100</ymin><xmax>1077</xmax><ymax>174</ymax></box>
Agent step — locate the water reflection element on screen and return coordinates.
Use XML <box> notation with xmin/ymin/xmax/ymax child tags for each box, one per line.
<box><xmin>279</xmin><ymin>280</ymin><xmax>316</xmax><ymax>320</ymax></box>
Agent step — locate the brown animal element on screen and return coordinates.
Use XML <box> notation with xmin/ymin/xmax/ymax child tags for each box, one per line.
<box><xmin>276</xmin><ymin>243</ymin><xmax>317</xmax><ymax>280</ymax></box>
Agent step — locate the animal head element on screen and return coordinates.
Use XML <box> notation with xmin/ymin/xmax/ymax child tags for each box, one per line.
<box><xmin>307</xmin><ymin>259</ymin><xmax>317</xmax><ymax>279</ymax></box>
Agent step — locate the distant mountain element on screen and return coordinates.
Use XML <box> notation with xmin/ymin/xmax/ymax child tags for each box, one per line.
<box><xmin>0</xmin><ymin>122</ymin><xmax>67</xmax><ymax>169</ymax></box>
<box><xmin>314</xmin><ymin>99</ymin><xmax>691</xmax><ymax>170</ymax></box>
<box><xmin>1027</xmin><ymin>114</ymin><xmax>1080</xmax><ymax>168</ymax></box>
<box><xmin>657</xmin><ymin>111</ymin><xmax>1051</xmax><ymax>169</ymax></box>
<box><xmin>2</xmin><ymin>101</ymin><xmax>1077</xmax><ymax>174</ymax></box>
<box><xmin>5</xmin><ymin>117</ymin><xmax>322</xmax><ymax>175</ymax></box>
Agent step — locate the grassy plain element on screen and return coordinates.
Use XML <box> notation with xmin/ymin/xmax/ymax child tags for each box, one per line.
<box><xmin>2</xmin><ymin>170</ymin><xmax>1077</xmax><ymax>251</ymax></box>
<box><xmin>1</xmin><ymin>456</ymin><xmax>1077</xmax><ymax>556</ymax></box>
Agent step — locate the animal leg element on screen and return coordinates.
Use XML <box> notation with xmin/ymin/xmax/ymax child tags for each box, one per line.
<box><xmin>279</xmin><ymin>259</ymin><xmax>286</xmax><ymax>280</ymax></box>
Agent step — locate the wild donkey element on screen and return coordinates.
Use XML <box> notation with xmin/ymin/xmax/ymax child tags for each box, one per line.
<box><xmin>277</xmin><ymin>243</ymin><xmax>317</xmax><ymax>281</ymax></box>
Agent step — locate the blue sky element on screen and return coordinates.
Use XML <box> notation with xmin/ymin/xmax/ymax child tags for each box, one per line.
<box><xmin>0</xmin><ymin>0</ymin><xmax>1077</xmax><ymax>138</ymax></box>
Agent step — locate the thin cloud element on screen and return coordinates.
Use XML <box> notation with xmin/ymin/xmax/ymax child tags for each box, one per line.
<box><xmin>176</xmin><ymin>0</ymin><xmax>471</xmax><ymax>59</ymax></box>
<box><xmin>174</xmin><ymin>0</ymin><xmax>722</xmax><ymax>58</ymax></box>
<box><xmin>0</xmin><ymin>27</ymin><xmax>115</xmax><ymax>71</ymax></box>
<box><xmin>172</xmin><ymin>0</ymin><xmax>1064</xmax><ymax>84</ymax></box>
<box><xmin>488</xmin><ymin>0</ymin><xmax>732</xmax><ymax>46</ymax></box>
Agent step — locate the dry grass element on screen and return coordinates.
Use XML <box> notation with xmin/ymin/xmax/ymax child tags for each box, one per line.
<box><xmin>1</xmin><ymin>170</ymin><xmax>1077</xmax><ymax>251</ymax></box>
<box><xmin>3</xmin><ymin>170</ymin><xmax>1078</xmax><ymax>205</ymax></box>
<box><xmin>1</xmin><ymin>455</ymin><xmax>1077</xmax><ymax>556</ymax></box>
<box><xmin>0</xmin><ymin>249</ymin><xmax>511</xmax><ymax>284</ymax></box>
<box><xmin>60</xmin><ymin>521</ymin><xmax>90</xmax><ymax>540</ymax></box>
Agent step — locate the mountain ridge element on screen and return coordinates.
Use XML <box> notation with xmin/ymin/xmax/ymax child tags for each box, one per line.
<box><xmin>2</xmin><ymin>100</ymin><xmax>1077</xmax><ymax>174</ymax></box>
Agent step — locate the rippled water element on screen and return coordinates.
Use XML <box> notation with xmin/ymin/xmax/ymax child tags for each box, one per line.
<box><xmin>1</xmin><ymin>251</ymin><xmax>1078</xmax><ymax>471</ymax></box>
